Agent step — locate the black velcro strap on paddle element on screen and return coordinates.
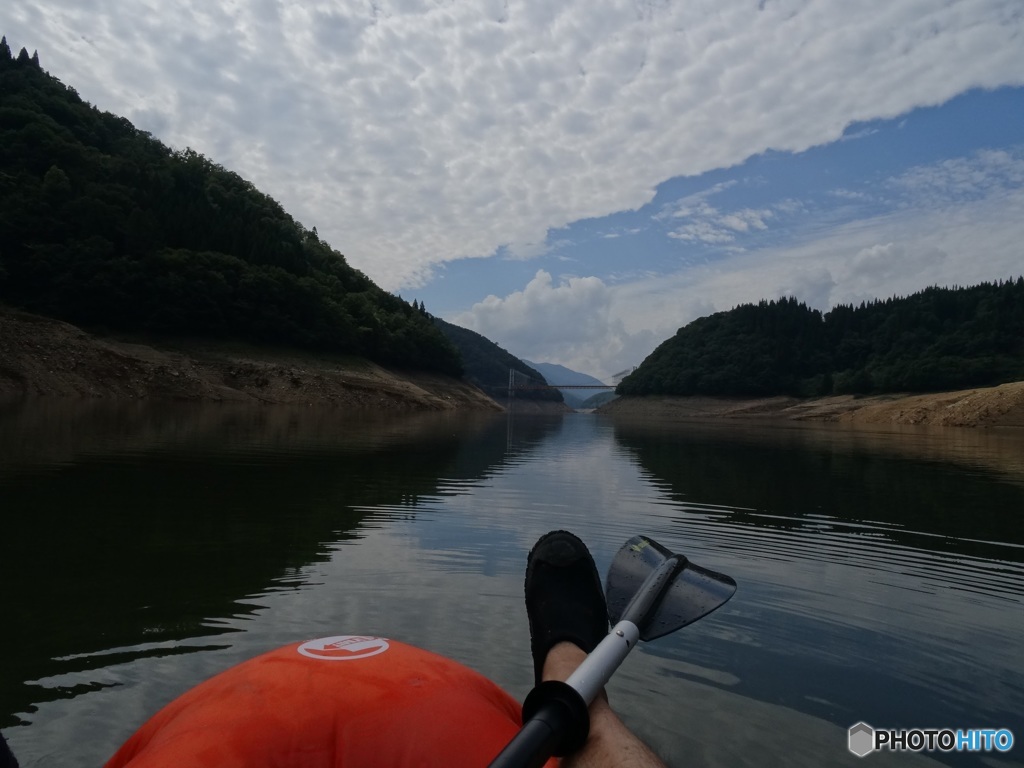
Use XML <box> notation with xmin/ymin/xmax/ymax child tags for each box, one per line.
<box><xmin>521</xmin><ymin>680</ymin><xmax>591</xmax><ymax>756</ymax></box>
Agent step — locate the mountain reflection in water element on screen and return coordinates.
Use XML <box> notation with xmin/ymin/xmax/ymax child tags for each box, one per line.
<box><xmin>1</xmin><ymin>401</ymin><xmax>1021</xmax><ymax>768</ymax></box>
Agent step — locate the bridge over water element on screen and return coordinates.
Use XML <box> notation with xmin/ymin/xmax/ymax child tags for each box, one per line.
<box><xmin>506</xmin><ymin>368</ymin><xmax>630</xmax><ymax>399</ymax></box>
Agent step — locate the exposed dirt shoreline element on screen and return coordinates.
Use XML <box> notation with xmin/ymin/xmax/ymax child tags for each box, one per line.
<box><xmin>5</xmin><ymin>307</ymin><xmax>1021</xmax><ymax>425</ymax></box>
<box><xmin>0</xmin><ymin>307</ymin><xmax>503</xmax><ymax>411</ymax></box>
<box><xmin>600</xmin><ymin>382</ymin><xmax>1024</xmax><ymax>428</ymax></box>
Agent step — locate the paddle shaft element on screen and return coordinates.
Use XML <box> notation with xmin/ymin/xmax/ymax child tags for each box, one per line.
<box><xmin>620</xmin><ymin>554</ymin><xmax>686</xmax><ymax>628</ymax></box>
<box><xmin>489</xmin><ymin>559</ymin><xmax>675</xmax><ymax>768</ymax></box>
<box><xmin>488</xmin><ymin>713</ymin><xmax>572</xmax><ymax>768</ymax></box>
<box><xmin>546</xmin><ymin>556</ymin><xmax>682</xmax><ymax>707</ymax></box>
<box><xmin>488</xmin><ymin>621</ymin><xmax>640</xmax><ymax>768</ymax></box>
<box><xmin>489</xmin><ymin>537</ymin><xmax>734</xmax><ymax>768</ymax></box>
<box><xmin>560</xmin><ymin>556</ymin><xmax>683</xmax><ymax>702</ymax></box>
<box><xmin>564</xmin><ymin>620</ymin><xmax>640</xmax><ymax>703</ymax></box>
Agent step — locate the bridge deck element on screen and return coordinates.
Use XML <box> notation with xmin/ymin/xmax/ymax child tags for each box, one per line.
<box><xmin>511</xmin><ymin>384</ymin><xmax>615</xmax><ymax>389</ymax></box>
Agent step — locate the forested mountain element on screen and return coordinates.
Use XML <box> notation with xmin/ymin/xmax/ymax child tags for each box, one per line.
<box><xmin>618</xmin><ymin>279</ymin><xmax>1024</xmax><ymax>398</ymax></box>
<box><xmin>0</xmin><ymin>38</ymin><xmax>461</xmax><ymax>375</ymax></box>
<box><xmin>431</xmin><ymin>315</ymin><xmax>563</xmax><ymax>404</ymax></box>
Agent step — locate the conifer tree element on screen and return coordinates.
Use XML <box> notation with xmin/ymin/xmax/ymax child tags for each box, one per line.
<box><xmin>0</xmin><ymin>36</ymin><xmax>12</xmax><ymax>61</ymax></box>
<box><xmin>31</xmin><ymin>49</ymin><xmax>40</xmax><ymax>68</ymax></box>
<box><xmin>0</xmin><ymin>44</ymin><xmax>470</xmax><ymax>377</ymax></box>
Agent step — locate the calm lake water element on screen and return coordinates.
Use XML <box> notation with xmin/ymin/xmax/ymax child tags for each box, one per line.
<box><xmin>1</xmin><ymin>400</ymin><xmax>1022</xmax><ymax>767</ymax></box>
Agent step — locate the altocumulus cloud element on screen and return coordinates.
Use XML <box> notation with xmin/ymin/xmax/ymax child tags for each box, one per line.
<box><xmin>2</xmin><ymin>0</ymin><xmax>1021</xmax><ymax>291</ymax></box>
<box><xmin>464</xmin><ymin>149</ymin><xmax>1024</xmax><ymax>375</ymax></box>
<box><xmin>633</xmin><ymin>170</ymin><xmax>1024</xmax><ymax>312</ymax></box>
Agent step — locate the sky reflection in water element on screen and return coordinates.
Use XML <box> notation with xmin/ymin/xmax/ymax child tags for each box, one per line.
<box><xmin>1</xmin><ymin>401</ymin><xmax>1021</xmax><ymax>767</ymax></box>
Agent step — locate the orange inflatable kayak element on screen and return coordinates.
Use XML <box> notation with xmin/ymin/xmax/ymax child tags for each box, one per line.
<box><xmin>105</xmin><ymin>635</ymin><xmax>555</xmax><ymax>768</ymax></box>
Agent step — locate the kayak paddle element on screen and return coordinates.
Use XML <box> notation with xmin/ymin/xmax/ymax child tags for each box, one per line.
<box><xmin>488</xmin><ymin>535</ymin><xmax>737</xmax><ymax>768</ymax></box>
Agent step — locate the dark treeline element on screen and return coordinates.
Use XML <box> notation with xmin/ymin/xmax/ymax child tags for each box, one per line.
<box><xmin>0</xmin><ymin>38</ymin><xmax>462</xmax><ymax>375</ymax></box>
<box><xmin>618</xmin><ymin>279</ymin><xmax>1024</xmax><ymax>397</ymax></box>
<box><xmin>431</xmin><ymin>314</ymin><xmax>563</xmax><ymax>404</ymax></box>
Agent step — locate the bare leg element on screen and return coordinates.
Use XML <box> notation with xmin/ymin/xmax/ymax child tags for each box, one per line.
<box><xmin>543</xmin><ymin>642</ymin><xmax>667</xmax><ymax>768</ymax></box>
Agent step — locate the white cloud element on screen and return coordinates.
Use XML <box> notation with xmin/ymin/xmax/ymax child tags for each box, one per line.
<box><xmin>462</xmin><ymin>150</ymin><xmax>1024</xmax><ymax>375</ymax></box>
<box><xmin>2</xmin><ymin>0</ymin><xmax>1021</xmax><ymax>290</ymax></box>
<box><xmin>612</xmin><ymin>184</ymin><xmax>1024</xmax><ymax>361</ymax></box>
<box><xmin>677</xmin><ymin>206</ymin><xmax>776</xmax><ymax>242</ymax></box>
<box><xmin>663</xmin><ymin>191</ymin><xmax>781</xmax><ymax>244</ymax></box>
<box><xmin>828</xmin><ymin>189</ymin><xmax>874</xmax><ymax>202</ymax></box>
<box><xmin>657</xmin><ymin>182</ymin><xmax>737</xmax><ymax>220</ymax></box>
<box><xmin>453</xmin><ymin>270</ymin><xmax>654</xmax><ymax>379</ymax></box>
<box><xmin>887</xmin><ymin>148</ymin><xmax>1024</xmax><ymax>204</ymax></box>
<box><xmin>719</xmin><ymin>209</ymin><xmax>773</xmax><ymax>233</ymax></box>
<box><xmin>669</xmin><ymin>220</ymin><xmax>739</xmax><ymax>244</ymax></box>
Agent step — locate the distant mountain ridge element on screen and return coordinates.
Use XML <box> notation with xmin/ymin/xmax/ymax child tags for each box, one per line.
<box><xmin>523</xmin><ymin>361</ymin><xmax>608</xmax><ymax>388</ymax></box>
<box><xmin>433</xmin><ymin>318</ymin><xmax>563</xmax><ymax>405</ymax></box>
<box><xmin>523</xmin><ymin>361</ymin><xmax>612</xmax><ymax>409</ymax></box>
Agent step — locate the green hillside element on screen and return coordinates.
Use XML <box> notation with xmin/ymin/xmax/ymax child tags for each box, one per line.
<box><xmin>431</xmin><ymin>315</ymin><xmax>563</xmax><ymax>404</ymax></box>
<box><xmin>0</xmin><ymin>38</ymin><xmax>461</xmax><ymax>375</ymax></box>
<box><xmin>618</xmin><ymin>280</ymin><xmax>1024</xmax><ymax>398</ymax></box>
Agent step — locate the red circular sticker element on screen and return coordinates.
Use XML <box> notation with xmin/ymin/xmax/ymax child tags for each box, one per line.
<box><xmin>298</xmin><ymin>635</ymin><xmax>390</xmax><ymax>661</ymax></box>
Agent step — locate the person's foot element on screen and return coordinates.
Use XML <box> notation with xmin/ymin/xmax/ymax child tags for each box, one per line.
<box><xmin>525</xmin><ymin>530</ymin><xmax>609</xmax><ymax>686</ymax></box>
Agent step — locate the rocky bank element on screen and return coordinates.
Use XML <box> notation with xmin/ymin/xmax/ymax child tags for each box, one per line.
<box><xmin>599</xmin><ymin>382</ymin><xmax>1024</xmax><ymax>428</ymax></box>
<box><xmin>0</xmin><ymin>307</ymin><xmax>502</xmax><ymax>411</ymax></box>
<box><xmin>5</xmin><ymin>307</ymin><xmax>1021</xmax><ymax>425</ymax></box>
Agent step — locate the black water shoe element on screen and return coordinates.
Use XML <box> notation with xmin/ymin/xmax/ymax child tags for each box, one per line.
<box><xmin>525</xmin><ymin>530</ymin><xmax>609</xmax><ymax>686</ymax></box>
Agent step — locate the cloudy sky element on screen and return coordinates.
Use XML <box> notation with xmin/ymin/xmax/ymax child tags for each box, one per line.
<box><xmin>4</xmin><ymin>1</ymin><xmax>1023</xmax><ymax>379</ymax></box>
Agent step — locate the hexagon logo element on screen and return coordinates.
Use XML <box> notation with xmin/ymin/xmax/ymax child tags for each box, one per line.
<box><xmin>849</xmin><ymin>722</ymin><xmax>875</xmax><ymax>757</ymax></box>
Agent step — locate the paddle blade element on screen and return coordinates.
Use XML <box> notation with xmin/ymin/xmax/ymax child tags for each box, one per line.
<box><xmin>606</xmin><ymin>535</ymin><xmax>736</xmax><ymax>641</ymax></box>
